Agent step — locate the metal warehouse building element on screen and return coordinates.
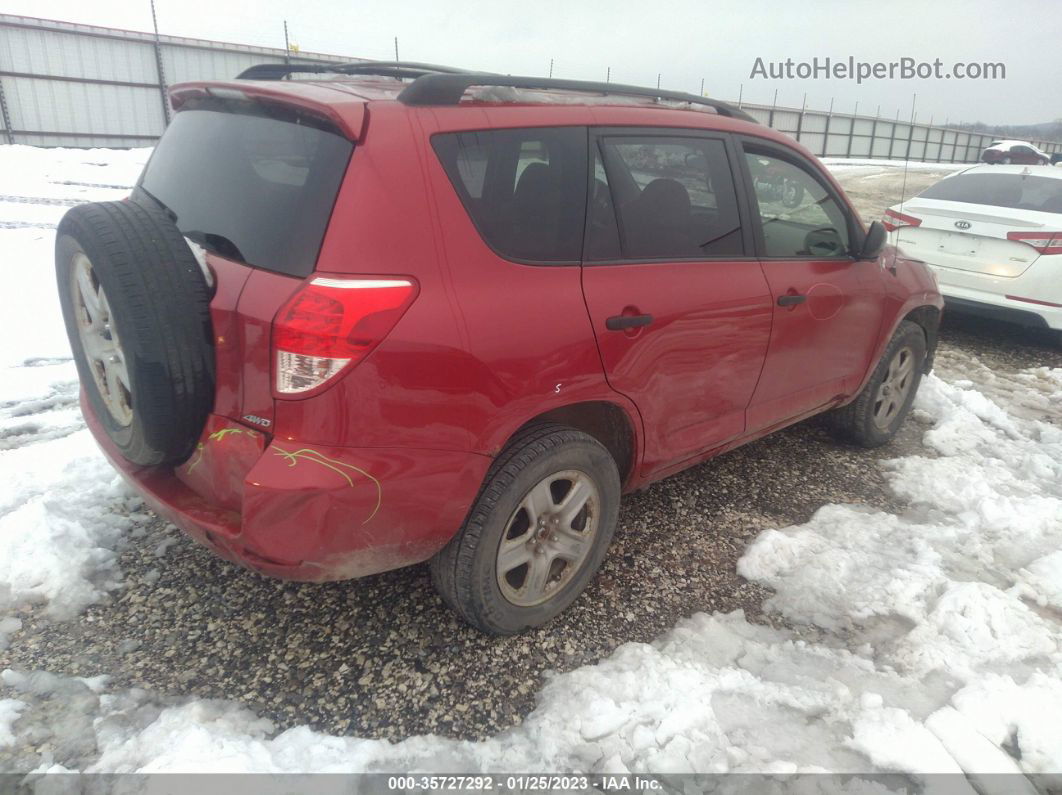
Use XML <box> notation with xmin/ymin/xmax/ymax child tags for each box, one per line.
<box><xmin>1</xmin><ymin>13</ymin><xmax>1058</xmax><ymax>161</ymax></box>
<box><xmin>0</xmin><ymin>13</ymin><xmax>359</xmax><ymax>148</ymax></box>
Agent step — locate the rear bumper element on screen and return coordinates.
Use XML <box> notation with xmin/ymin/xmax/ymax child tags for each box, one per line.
<box><xmin>83</xmin><ymin>392</ymin><xmax>491</xmax><ymax>581</ymax></box>
<box><xmin>944</xmin><ymin>295</ymin><xmax>1053</xmax><ymax>329</ymax></box>
<box><xmin>938</xmin><ymin>284</ymin><xmax>1062</xmax><ymax>331</ymax></box>
<box><xmin>914</xmin><ymin>256</ymin><xmax>1062</xmax><ymax>331</ymax></box>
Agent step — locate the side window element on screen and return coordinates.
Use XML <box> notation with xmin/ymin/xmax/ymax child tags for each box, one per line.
<box><xmin>432</xmin><ymin>127</ymin><xmax>587</xmax><ymax>262</ymax></box>
<box><xmin>589</xmin><ymin>136</ymin><xmax>744</xmax><ymax>260</ymax></box>
<box><xmin>744</xmin><ymin>148</ymin><xmax>851</xmax><ymax>258</ymax></box>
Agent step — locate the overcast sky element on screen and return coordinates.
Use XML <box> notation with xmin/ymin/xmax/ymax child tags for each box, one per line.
<box><xmin>7</xmin><ymin>0</ymin><xmax>1059</xmax><ymax>124</ymax></box>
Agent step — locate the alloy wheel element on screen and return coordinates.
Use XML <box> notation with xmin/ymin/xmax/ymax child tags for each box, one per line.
<box><xmin>872</xmin><ymin>345</ymin><xmax>914</xmax><ymax>430</ymax></box>
<box><xmin>496</xmin><ymin>470</ymin><xmax>600</xmax><ymax>607</ymax></box>
<box><xmin>71</xmin><ymin>251</ymin><xmax>133</xmax><ymax>425</ymax></box>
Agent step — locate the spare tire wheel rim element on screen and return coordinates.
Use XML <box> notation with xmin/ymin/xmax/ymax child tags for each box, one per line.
<box><xmin>71</xmin><ymin>251</ymin><xmax>133</xmax><ymax>426</ymax></box>
<box><xmin>496</xmin><ymin>469</ymin><xmax>601</xmax><ymax>607</ymax></box>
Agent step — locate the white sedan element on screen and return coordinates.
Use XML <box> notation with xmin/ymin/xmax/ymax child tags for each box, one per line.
<box><xmin>884</xmin><ymin>165</ymin><xmax>1062</xmax><ymax>341</ymax></box>
<box><xmin>980</xmin><ymin>140</ymin><xmax>1052</xmax><ymax>166</ymax></box>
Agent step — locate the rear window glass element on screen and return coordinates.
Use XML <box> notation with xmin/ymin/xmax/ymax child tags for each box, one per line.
<box><xmin>918</xmin><ymin>173</ymin><xmax>1062</xmax><ymax>214</ymax></box>
<box><xmin>139</xmin><ymin>100</ymin><xmax>353</xmax><ymax>277</ymax></box>
<box><xmin>432</xmin><ymin>127</ymin><xmax>587</xmax><ymax>262</ymax></box>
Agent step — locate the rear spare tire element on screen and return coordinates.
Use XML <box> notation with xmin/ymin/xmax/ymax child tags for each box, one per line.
<box><xmin>56</xmin><ymin>199</ymin><xmax>214</xmax><ymax>466</ymax></box>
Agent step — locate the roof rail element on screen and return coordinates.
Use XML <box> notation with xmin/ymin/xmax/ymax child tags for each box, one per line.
<box><xmin>397</xmin><ymin>73</ymin><xmax>757</xmax><ymax>123</ymax></box>
<box><xmin>237</xmin><ymin>61</ymin><xmax>476</xmax><ymax>81</ymax></box>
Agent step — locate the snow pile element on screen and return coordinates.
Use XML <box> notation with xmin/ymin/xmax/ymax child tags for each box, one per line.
<box><xmin>0</xmin><ymin>698</ymin><xmax>25</xmax><ymax>748</ymax></box>
<box><xmin>0</xmin><ymin>149</ymin><xmax>148</xmax><ymax>623</ymax></box>
<box><xmin>0</xmin><ymin>430</ymin><xmax>141</xmax><ymax>619</ymax></box>
<box><xmin>740</xmin><ymin>372</ymin><xmax>1062</xmax><ymax>778</ymax></box>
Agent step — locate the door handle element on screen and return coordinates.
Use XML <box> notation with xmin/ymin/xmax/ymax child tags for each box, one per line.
<box><xmin>776</xmin><ymin>294</ymin><xmax>807</xmax><ymax>307</ymax></box>
<box><xmin>606</xmin><ymin>313</ymin><xmax>654</xmax><ymax>331</ymax></box>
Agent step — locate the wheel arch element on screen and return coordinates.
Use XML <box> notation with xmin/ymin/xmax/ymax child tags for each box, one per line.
<box><xmin>510</xmin><ymin>400</ymin><xmax>639</xmax><ymax>488</ymax></box>
<box><xmin>847</xmin><ymin>302</ymin><xmax>942</xmax><ymax>404</ymax></box>
<box><xmin>902</xmin><ymin>304</ymin><xmax>942</xmax><ymax>373</ymax></box>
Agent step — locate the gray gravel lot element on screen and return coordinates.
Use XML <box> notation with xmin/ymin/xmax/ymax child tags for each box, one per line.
<box><xmin>2</xmin><ymin>165</ymin><xmax>1060</xmax><ymax>749</ymax></box>
<box><xmin>3</xmin><ymin>415</ymin><xmax>927</xmax><ymax>743</ymax></box>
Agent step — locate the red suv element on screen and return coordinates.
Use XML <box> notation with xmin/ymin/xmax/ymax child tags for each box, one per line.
<box><xmin>56</xmin><ymin>63</ymin><xmax>942</xmax><ymax>634</ymax></box>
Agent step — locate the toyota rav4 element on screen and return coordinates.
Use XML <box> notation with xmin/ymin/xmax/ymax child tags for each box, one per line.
<box><xmin>56</xmin><ymin>63</ymin><xmax>942</xmax><ymax>634</ymax></box>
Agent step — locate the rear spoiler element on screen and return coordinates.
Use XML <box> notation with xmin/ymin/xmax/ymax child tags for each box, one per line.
<box><xmin>169</xmin><ymin>81</ymin><xmax>367</xmax><ymax>141</ymax></box>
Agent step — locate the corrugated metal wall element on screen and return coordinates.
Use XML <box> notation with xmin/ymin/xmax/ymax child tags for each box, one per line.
<box><xmin>1</xmin><ymin>13</ymin><xmax>1059</xmax><ymax>160</ymax></box>
<box><xmin>0</xmin><ymin>14</ymin><xmax>356</xmax><ymax>148</ymax></box>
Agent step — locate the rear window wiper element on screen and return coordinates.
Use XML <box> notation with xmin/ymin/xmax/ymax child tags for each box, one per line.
<box><xmin>183</xmin><ymin>230</ymin><xmax>247</xmax><ymax>265</ymax></box>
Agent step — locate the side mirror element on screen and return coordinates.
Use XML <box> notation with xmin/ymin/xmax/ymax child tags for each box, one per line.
<box><xmin>859</xmin><ymin>220</ymin><xmax>887</xmax><ymax>260</ymax></box>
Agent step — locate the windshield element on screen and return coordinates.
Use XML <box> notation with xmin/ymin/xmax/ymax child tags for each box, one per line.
<box><xmin>918</xmin><ymin>173</ymin><xmax>1062</xmax><ymax>214</ymax></box>
<box><xmin>139</xmin><ymin>100</ymin><xmax>353</xmax><ymax>277</ymax></box>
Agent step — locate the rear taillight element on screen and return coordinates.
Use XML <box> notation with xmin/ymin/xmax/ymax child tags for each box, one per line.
<box><xmin>1006</xmin><ymin>231</ymin><xmax>1062</xmax><ymax>255</ymax></box>
<box><xmin>273</xmin><ymin>276</ymin><xmax>417</xmax><ymax>396</ymax></box>
<box><xmin>882</xmin><ymin>209</ymin><xmax>922</xmax><ymax>233</ymax></box>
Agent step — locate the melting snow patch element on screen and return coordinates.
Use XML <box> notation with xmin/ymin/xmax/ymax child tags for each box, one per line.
<box><xmin>0</xmin><ymin>698</ymin><xmax>25</xmax><ymax>748</ymax></box>
<box><xmin>0</xmin><ymin>430</ymin><xmax>136</xmax><ymax>619</ymax></box>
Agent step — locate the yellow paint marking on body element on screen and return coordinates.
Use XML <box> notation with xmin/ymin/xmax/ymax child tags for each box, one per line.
<box><xmin>208</xmin><ymin>427</ymin><xmax>254</xmax><ymax>442</ymax></box>
<box><xmin>185</xmin><ymin>442</ymin><xmax>205</xmax><ymax>473</ymax></box>
<box><xmin>272</xmin><ymin>446</ymin><xmax>383</xmax><ymax>525</ymax></box>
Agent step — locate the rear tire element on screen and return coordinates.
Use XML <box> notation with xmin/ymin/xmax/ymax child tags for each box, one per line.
<box><xmin>56</xmin><ymin>200</ymin><xmax>214</xmax><ymax>466</ymax></box>
<box><xmin>430</xmin><ymin>424</ymin><xmax>621</xmax><ymax>635</ymax></box>
<box><xmin>828</xmin><ymin>321</ymin><xmax>926</xmax><ymax>448</ymax></box>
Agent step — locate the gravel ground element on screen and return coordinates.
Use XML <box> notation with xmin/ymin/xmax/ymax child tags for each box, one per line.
<box><xmin>2</xmin><ymin>415</ymin><xmax>928</xmax><ymax>743</ymax></box>
<box><xmin>2</xmin><ymin>163</ymin><xmax>1060</xmax><ymax>747</ymax></box>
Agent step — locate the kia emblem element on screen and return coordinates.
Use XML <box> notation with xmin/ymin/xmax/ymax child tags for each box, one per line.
<box><xmin>955</xmin><ymin>220</ymin><xmax>972</xmax><ymax>230</ymax></box>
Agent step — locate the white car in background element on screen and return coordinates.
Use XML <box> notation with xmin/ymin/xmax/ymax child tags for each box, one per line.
<box><xmin>980</xmin><ymin>139</ymin><xmax>1052</xmax><ymax>166</ymax></box>
<box><xmin>884</xmin><ymin>165</ymin><xmax>1062</xmax><ymax>342</ymax></box>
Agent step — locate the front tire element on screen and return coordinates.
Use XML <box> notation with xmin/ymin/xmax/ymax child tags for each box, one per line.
<box><xmin>430</xmin><ymin>424</ymin><xmax>621</xmax><ymax>635</ymax></box>
<box><xmin>828</xmin><ymin>321</ymin><xmax>927</xmax><ymax>447</ymax></box>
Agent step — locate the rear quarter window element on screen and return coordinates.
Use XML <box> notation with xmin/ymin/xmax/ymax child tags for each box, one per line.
<box><xmin>139</xmin><ymin>99</ymin><xmax>353</xmax><ymax>277</ymax></box>
<box><xmin>431</xmin><ymin>127</ymin><xmax>588</xmax><ymax>263</ymax></box>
